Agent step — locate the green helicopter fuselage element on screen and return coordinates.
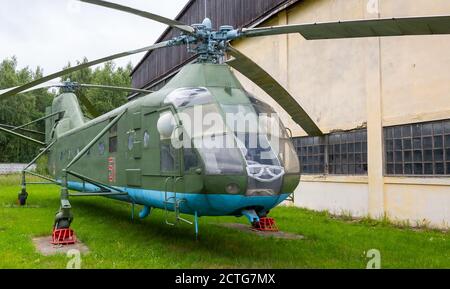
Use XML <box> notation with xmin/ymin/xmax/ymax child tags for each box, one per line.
<box><xmin>46</xmin><ymin>63</ymin><xmax>300</xmax><ymax>218</ymax></box>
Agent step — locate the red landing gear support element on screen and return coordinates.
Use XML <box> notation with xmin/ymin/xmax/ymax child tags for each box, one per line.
<box><xmin>52</xmin><ymin>228</ymin><xmax>76</xmax><ymax>245</ymax></box>
<box><xmin>252</xmin><ymin>217</ymin><xmax>279</xmax><ymax>232</ymax></box>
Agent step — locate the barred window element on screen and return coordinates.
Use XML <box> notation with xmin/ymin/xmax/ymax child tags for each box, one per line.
<box><xmin>385</xmin><ymin>119</ymin><xmax>450</xmax><ymax>176</ymax></box>
<box><xmin>329</xmin><ymin>130</ymin><xmax>368</xmax><ymax>175</ymax></box>
<box><xmin>294</xmin><ymin>137</ymin><xmax>325</xmax><ymax>174</ymax></box>
<box><xmin>294</xmin><ymin>129</ymin><xmax>368</xmax><ymax>175</ymax></box>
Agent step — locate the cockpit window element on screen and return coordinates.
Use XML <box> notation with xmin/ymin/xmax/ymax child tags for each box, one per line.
<box><xmin>170</xmin><ymin>90</ymin><xmax>299</xmax><ymax>176</ymax></box>
<box><xmin>249</xmin><ymin>96</ymin><xmax>276</xmax><ymax>114</ymax></box>
<box><xmin>221</xmin><ymin>97</ymin><xmax>300</xmax><ymax>174</ymax></box>
<box><xmin>277</xmin><ymin>138</ymin><xmax>300</xmax><ymax>173</ymax></box>
<box><xmin>235</xmin><ymin>132</ymin><xmax>280</xmax><ymax>166</ymax></box>
<box><xmin>177</xmin><ymin>102</ymin><xmax>245</xmax><ymax>175</ymax></box>
<box><xmin>221</xmin><ymin>103</ymin><xmax>282</xmax><ymax>163</ymax></box>
<box><xmin>164</xmin><ymin>87</ymin><xmax>213</xmax><ymax>108</ymax></box>
<box><xmin>193</xmin><ymin>134</ymin><xmax>244</xmax><ymax>175</ymax></box>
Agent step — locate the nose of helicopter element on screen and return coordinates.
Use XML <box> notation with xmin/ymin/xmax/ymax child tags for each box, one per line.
<box><xmin>189</xmin><ymin>192</ymin><xmax>290</xmax><ymax>218</ymax></box>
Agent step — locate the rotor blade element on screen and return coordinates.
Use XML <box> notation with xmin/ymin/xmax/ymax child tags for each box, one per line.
<box><xmin>0</xmin><ymin>82</ymin><xmax>153</xmax><ymax>96</ymax></box>
<box><xmin>0</xmin><ymin>82</ymin><xmax>61</xmax><ymax>96</ymax></box>
<box><xmin>79</xmin><ymin>0</ymin><xmax>195</xmax><ymax>34</ymax></box>
<box><xmin>77</xmin><ymin>93</ymin><xmax>101</xmax><ymax>118</ymax></box>
<box><xmin>0</xmin><ymin>126</ymin><xmax>46</xmax><ymax>146</ymax></box>
<box><xmin>226</xmin><ymin>46</ymin><xmax>322</xmax><ymax>136</ymax></box>
<box><xmin>78</xmin><ymin>84</ymin><xmax>153</xmax><ymax>94</ymax></box>
<box><xmin>0</xmin><ymin>41</ymin><xmax>171</xmax><ymax>100</ymax></box>
<box><xmin>0</xmin><ymin>124</ymin><xmax>45</xmax><ymax>136</ymax></box>
<box><xmin>72</xmin><ymin>84</ymin><xmax>153</xmax><ymax>117</ymax></box>
<box><xmin>240</xmin><ymin>15</ymin><xmax>450</xmax><ymax>40</ymax></box>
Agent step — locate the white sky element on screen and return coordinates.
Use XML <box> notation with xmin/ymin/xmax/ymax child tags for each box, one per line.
<box><xmin>0</xmin><ymin>0</ymin><xmax>190</xmax><ymax>74</ymax></box>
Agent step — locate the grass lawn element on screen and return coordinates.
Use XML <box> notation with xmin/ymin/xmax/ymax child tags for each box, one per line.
<box><xmin>0</xmin><ymin>174</ymin><xmax>448</xmax><ymax>269</ymax></box>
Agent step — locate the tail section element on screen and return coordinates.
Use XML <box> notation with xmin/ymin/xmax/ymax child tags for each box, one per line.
<box><xmin>45</xmin><ymin>92</ymin><xmax>85</xmax><ymax>141</ymax></box>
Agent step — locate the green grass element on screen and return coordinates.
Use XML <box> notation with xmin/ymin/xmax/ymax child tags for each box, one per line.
<box><xmin>0</xmin><ymin>174</ymin><xmax>448</xmax><ymax>269</ymax></box>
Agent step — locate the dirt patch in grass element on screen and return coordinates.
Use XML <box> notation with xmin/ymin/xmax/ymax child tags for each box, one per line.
<box><xmin>217</xmin><ymin>223</ymin><xmax>305</xmax><ymax>240</ymax></box>
<box><xmin>33</xmin><ymin>236</ymin><xmax>90</xmax><ymax>256</ymax></box>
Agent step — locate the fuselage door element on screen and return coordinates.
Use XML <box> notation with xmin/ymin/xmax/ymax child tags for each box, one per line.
<box><xmin>125</xmin><ymin>109</ymin><xmax>143</xmax><ymax>187</ymax></box>
<box><xmin>141</xmin><ymin>107</ymin><xmax>183</xmax><ymax>178</ymax></box>
<box><xmin>157</xmin><ymin>108</ymin><xmax>182</xmax><ymax>177</ymax></box>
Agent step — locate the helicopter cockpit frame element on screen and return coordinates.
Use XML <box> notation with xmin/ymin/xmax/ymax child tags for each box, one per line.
<box><xmin>160</xmin><ymin>87</ymin><xmax>300</xmax><ymax>197</ymax></box>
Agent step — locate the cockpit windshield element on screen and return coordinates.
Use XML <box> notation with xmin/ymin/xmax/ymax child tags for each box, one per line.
<box><xmin>172</xmin><ymin>88</ymin><xmax>245</xmax><ymax>175</ymax></box>
<box><xmin>249</xmin><ymin>97</ymin><xmax>300</xmax><ymax>174</ymax></box>
<box><xmin>235</xmin><ymin>132</ymin><xmax>280</xmax><ymax>166</ymax></box>
<box><xmin>220</xmin><ymin>96</ymin><xmax>299</xmax><ymax>173</ymax></box>
<box><xmin>167</xmin><ymin>88</ymin><xmax>299</xmax><ymax>178</ymax></box>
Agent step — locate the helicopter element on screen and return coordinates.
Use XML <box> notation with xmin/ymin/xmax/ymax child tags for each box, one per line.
<box><xmin>1</xmin><ymin>0</ymin><xmax>449</xmax><ymax>242</ymax></box>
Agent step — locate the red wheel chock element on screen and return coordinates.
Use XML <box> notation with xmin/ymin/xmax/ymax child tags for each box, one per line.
<box><xmin>252</xmin><ymin>217</ymin><xmax>279</xmax><ymax>232</ymax></box>
<box><xmin>51</xmin><ymin>228</ymin><xmax>77</xmax><ymax>245</ymax></box>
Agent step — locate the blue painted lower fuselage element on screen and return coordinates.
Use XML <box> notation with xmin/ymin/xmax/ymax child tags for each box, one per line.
<box><xmin>67</xmin><ymin>181</ymin><xmax>289</xmax><ymax>217</ymax></box>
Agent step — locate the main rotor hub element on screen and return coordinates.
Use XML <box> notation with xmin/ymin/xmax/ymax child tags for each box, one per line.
<box><xmin>219</xmin><ymin>25</ymin><xmax>234</xmax><ymax>32</ymax></box>
<box><xmin>61</xmin><ymin>79</ymin><xmax>78</xmax><ymax>93</ymax></box>
<box><xmin>170</xmin><ymin>18</ymin><xmax>240</xmax><ymax>64</ymax></box>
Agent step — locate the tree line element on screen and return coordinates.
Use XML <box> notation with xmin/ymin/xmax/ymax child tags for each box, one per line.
<box><xmin>0</xmin><ymin>57</ymin><xmax>133</xmax><ymax>162</ymax></box>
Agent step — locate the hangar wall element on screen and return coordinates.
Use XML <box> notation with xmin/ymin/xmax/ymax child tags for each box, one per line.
<box><xmin>232</xmin><ymin>0</ymin><xmax>450</xmax><ymax>228</ymax></box>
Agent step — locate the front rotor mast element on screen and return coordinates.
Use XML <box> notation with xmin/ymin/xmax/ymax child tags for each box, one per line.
<box><xmin>169</xmin><ymin>18</ymin><xmax>240</xmax><ymax>64</ymax></box>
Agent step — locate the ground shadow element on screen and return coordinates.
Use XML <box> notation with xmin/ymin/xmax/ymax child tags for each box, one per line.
<box><xmin>69</xmin><ymin>198</ymin><xmax>305</xmax><ymax>265</ymax></box>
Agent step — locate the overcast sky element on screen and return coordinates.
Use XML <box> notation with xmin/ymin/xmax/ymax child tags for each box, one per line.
<box><xmin>0</xmin><ymin>0</ymin><xmax>189</xmax><ymax>75</ymax></box>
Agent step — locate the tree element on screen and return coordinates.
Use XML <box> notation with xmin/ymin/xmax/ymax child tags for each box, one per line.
<box><xmin>0</xmin><ymin>56</ymin><xmax>134</xmax><ymax>162</ymax></box>
<box><xmin>0</xmin><ymin>57</ymin><xmax>54</xmax><ymax>162</ymax></box>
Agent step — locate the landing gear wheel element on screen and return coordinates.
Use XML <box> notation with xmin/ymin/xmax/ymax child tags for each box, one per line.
<box><xmin>55</xmin><ymin>218</ymin><xmax>71</xmax><ymax>230</ymax></box>
<box><xmin>17</xmin><ymin>189</ymin><xmax>28</xmax><ymax>206</ymax></box>
<box><xmin>54</xmin><ymin>209</ymin><xmax>73</xmax><ymax>229</ymax></box>
<box><xmin>258</xmin><ymin>210</ymin><xmax>270</xmax><ymax>218</ymax></box>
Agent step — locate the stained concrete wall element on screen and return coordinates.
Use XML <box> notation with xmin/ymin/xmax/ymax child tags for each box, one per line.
<box><xmin>232</xmin><ymin>0</ymin><xmax>450</xmax><ymax>228</ymax></box>
<box><xmin>295</xmin><ymin>176</ymin><xmax>369</xmax><ymax>217</ymax></box>
<box><xmin>384</xmin><ymin>179</ymin><xmax>450</xmax><ymax>228</ymax></box>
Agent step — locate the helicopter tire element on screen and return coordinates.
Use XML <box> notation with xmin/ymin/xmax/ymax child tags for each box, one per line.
<box><xmin>17</xmin><ymin>190</ymin><xmax>28</xmax><ymax>206</ymax></box>
<box><xmin>258</xmin><ymin>210</ymin><xmax>270</xmax><ymax>218</ymax></box>
<box><xmin>55</xmin><ymin>218</ymin><xmax>71</xmax><ymax>230</ymax></box>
